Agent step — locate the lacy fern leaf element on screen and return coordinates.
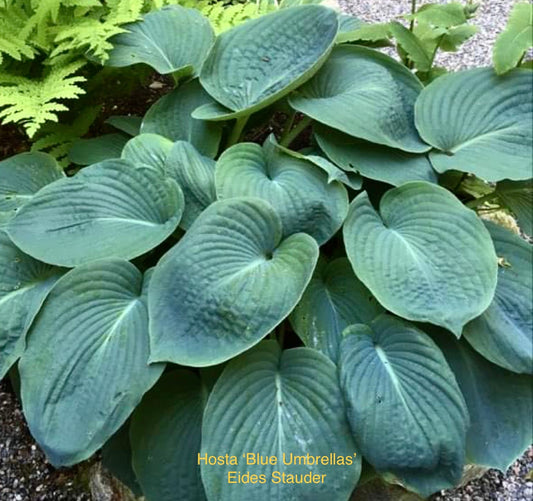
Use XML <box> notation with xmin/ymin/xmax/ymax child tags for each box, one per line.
<box><xmin>0</xmin><ymin>61</ymin><xmax>86</xmax><ymax>137</ymax></box>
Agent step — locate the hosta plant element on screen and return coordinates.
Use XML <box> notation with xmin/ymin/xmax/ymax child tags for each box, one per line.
<box><xmin>0</xmin><ymin>3</ymin><xmax>532</xmax><ymax>501</ymax></box>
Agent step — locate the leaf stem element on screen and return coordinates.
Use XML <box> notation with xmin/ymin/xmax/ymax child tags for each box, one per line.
<box><xmin>466</xmin><ymin>192</ymin><xmax>499</xmax><ymax>209</ymax></box>
<box><xmin>279</xmin><ymin>116</ymin><xmax>312</xmax><ymax>148</ymax></box>
<box><xmin>279</xmin><ymin>109</ymin><xmax>297</xmax><ymax>145</ymax></box>
<box><xmin>227</xmin><ymin>115</ymin><xmax>250</xmax><ymax>148</ymax></box>
<box><xmin>409</xmin><ymin>0</ymin><xmax>417</xmax><ymax>31</ymax></box>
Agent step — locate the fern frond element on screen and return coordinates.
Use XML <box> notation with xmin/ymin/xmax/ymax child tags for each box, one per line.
<box><xmin>32</xmin><ymin>105</ymin><xmax>101</xmax><ymax>166</ymax></box>
<box><xmin>0</xmin><ymin>4</ymin><xmax>35</xmax><ymax>63</ymax></box>
<box><xmin>51</xmin><ymin>0</ymin><xmax>143</xmax><ymax>63</ymax></box>
<box><xmin>0</xmin><ymin>61</ymin><xmax>86</xmax><ymax>137</ymax></box>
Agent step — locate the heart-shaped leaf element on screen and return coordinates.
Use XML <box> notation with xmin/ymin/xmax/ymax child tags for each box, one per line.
<box><xmin>69</xmin><ymin>134</ymin><xmax>129</xmax><ymax>165</ymax></box>
<box><xmin>141</xmin><ymin>79</ymin><xmax>223</xmax><ymax>158</ymax></box>
<box><xmin>289</xmin><ymin>46</ymin><xmax>429</xmax><ymax>153</ymax></box>
<box><xmin>149</xmin><ymin>197</ymin><xmax>319</xmax><ymax>366</ymax></box>
<box><xmin>314</xmin><ymin>125</ymin><xmax>437</xmax><ymax>186</ymax></box>
<box><xmin>7</xmin><ymin>160</ymin><xmax>184</xmax><ymax>267</ymax></box>
<box><xmin>463</xmin><ymin>222</ymin><xmax>532</xmax><ymax>374</ymax></box>
<box><xmin>290</xmin><ymin>257</ymin><xmax>383</xmax><ymax>362</ymax></box>
<box><xmin>433</xmin><ymin>331</ymin><xmax>532</xmax><ymax>472</ymax></box>
<box><xmin>201</xmin><ymin>341</ymin><xmax>360</xmax><ymax>500</ymax></box>
<box><xmin>165</xmin><ymin>141</ymin><xmax>216</xmax><ymax>230</ymax></box>
<box><xmin>0</xmin><ymin>231</ymin><xmax>63</xmax><ymax>379</ymax></box>
<box><xmin>215</xmin><ymin>138</ymin><xmax>348</xmax><ymax>244</ymax></box>
<box><xmin>343</xmin><ymin>182</ymin><xmax>498</xmax><ymax>336</ymax></box>
<box><xmin>106</xmin><ymin>5</ymin><xmax>215</xmax><ymax>76</ymax></box>
<box><xmin>0</xmin><ymin>152</ymin><xmax>64</xmax><ymax>219</ymax></box>
<box><xmin>121</xmin><ymin>133</ymin><xmax>173</xmax><ymax>173</ymax></box>
<box><xmin>415</xmin><ymin>68</ymin><xmax>533</xmax><ymax>181</ymax></box>
<box><xmin>131</xmin><ymin>370</ymin><xmax>206</xmax><ymax>501</ymax></box>
<box><xmin>194</xmin><ymin>5</ymin><xmax>338</xmax><ymax>120</ymax></box>
<box><xmin>339</xmin><ymin>315</ymin><xmax>469</xmax><ymax>497</ymax></box>
<box><xmin>19</xmin><ymin>260</ymin><xmax>164</xmax><ymax>466</ymax></box>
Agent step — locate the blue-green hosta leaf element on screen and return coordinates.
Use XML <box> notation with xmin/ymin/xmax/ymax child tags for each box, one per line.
<box><xmin>433</xmin><ymin>332</ymin><xmax>532</xmax><ymax>472</ymax></box>
<box><xmin>496</xmin><ymin>180</ymin><xmax>533</xmax><ymax>236</ymax></box>
<box><xmin>289</xmin><ymin>46</ymin><xmax>429</xmax><ymax>153</ymax></box>
<box><xmin>339</xmin><ymin>315</ymin><xmax>469</xmax><ymax>497</ymax></box>
<box><xmin>131</xmin><ymin>370</ymin><xmax>206</xmax><ymax>501</ymax></box>
<box><xmin>7</xmin><ymin>160</ymin><xmax>184</xmax><ymax>267</ymax></box>
<box><xmin>149</xmin><ymin>198</ymin><xmax>319</xmax><ymax>366</ymax></box>
<box><xmin>105</xmin><ymin>115</ymin><xmax>142</xmax><ymax>136</ymax></box>
<box><xmin>0</xmin><ymin>152</ymin><xmax>64</xmax><ymax>220</ymax></box>
<box><xmin>215</xmin><ymin>138</ymin><xmax>348</xmax><ymax>244</ymax></box>
<box><xmin>337</xmin><ymin>13</ymin><xmax>365</xmax><ymax>35</ymax></box>
<box><xmin>69</xmin><ymin>134</ymin><xmax>129</xmax><ymax>166</ymax></box>
<box><xmin>164</xmin><ymin>141</ymin><xmax>216</xmax><ymax>230</ymax></box>
<box><xmin>194</xmin><ymin>5</ymin><xmax>338</xmax><ymax>120</ymax></box>
<box><xmin>19</xmin><ymin>261</ymin><xmax>164</xmax><ymax>466</ymax></box>
<box><xmin>106</xmin><ymin>5</ymin><xmax>215</xmax><ymax>76</ymax></box>
<box><xmin>101</xmin><ymin>423</ymin><xmax>142</xmax><ymax>497</ymax></box>
<box><xmin>121</xmin><ymin>133</ymin><xmax>173</xmax><ymax>173</ymax></box>
<box><xmin>464</xmin><ymin>222</ymin><xmax>532</xmax><ymax>374</ymax></box>
<box><xmin>201</xmin><ymin>341</ymin><xmax>360</xmax><ymax>500</ymax></box>
<box><xmin>274</xmin><ymin>142</ymin><xmax>363</xmax><ymax>190</ymax></box>
<box><xmin>314</xmin><ymin>125</ymin><xmax>437</xmax><ymax>186</ymax></box>
<box><xmin>343</xmin><ymin>182</ymin><xmax>498</xmax><ymax>336</ymax></box>
<box><xmin>141</xmin><ymin>79</ymin><xmax>223</xmax><ymax>158</ymax></box>
<box><xmin>415</xmin><ymin>68</ymin><xmax>533</xmax><ymax>181</ymax></box>
<box><xmin>493</xmin><ymin>2</ymin><xmax>533</xmax><ymax>75</ymax></box>
<box><xmin>290</xmin><ymin>257</ymin><xmax>383</xmax><ymax>362</ymax></box>
<box><xmin>0</xmin><ymin>231</ymin><xmax>63</xmax><ymax>379</ymax></box>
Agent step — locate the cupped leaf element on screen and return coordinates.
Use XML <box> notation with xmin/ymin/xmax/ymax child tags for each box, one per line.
<box><xmin>433</xmin><ymin>331</ymin><xmax>532</xmax><ymax>472</ymax></box>
<box><xmin>343</xmin><ymin>182</ymin><xmax>498</xmax><ymax>336</ymax></box>
<box><xmin>290</xmin><ymin>257</ymin><xmax>383</xmax><ymax>362</ymax></box>
<box><xmin>493</xmin><ymin>2</ymin><xmax>533</xmax><ymax>75</ymax></box>
<box><xmin>314</xmin><ymin>125</ymin><xmax>437</xmax><ymax>186</ymax></box>
<box><xmin>106</xmin><ymin>5</ymin><xmax>215</xmax><ymax>76</ymax></box>
<box><xmin>7</xmin><ymin>160</ymin><xmax>184</xmax><ymax>267</ymax></box>
<box><xmin>164</xmin><ymin>141</ymin><xmax>216</xmax><ymax>230</ymax></box>
<box><xmin>201</xmin><ymin>341</ymin><xmax>360</xmax><ymax>501</ymax></box>
<box><xmin>337</xmin><ymin>22</ymin><xmax>391</xmax><ymax>44</ymax></box>
<box><xmin>339</xmin><ymin>315</ymin><xmax>469</xmax><ymax>497</ymax></box>
<box><xmin>415</xmin><ymin>68</ymin><xmax>533</xmax><ymax>181</ymax></box>
<box><xmin>149</xmin><ymin>197</ymin><xmax>319</xmax><ymax>366</ymax></box>
<box><xmin>131</xmin><ymin>370</ymin><xmax>206</xmax><ymax>501</ymax></box>
<box><xmin>195</xmin><ymin>5</ymin><xmax>338</xmax><ymax>120</ymax></box>
<box><xmin>0</xmin><ymin>152</ymin><xmax>64</xmax><ymax>218</ymax></box>
<box><xmin>105</xmin><ymin>115</ymin><xmax>142</xmax><ymax>136</ymax></box>
<box><xmin>215</xmin><ymin>138</ymin><xmax>348</xmax><ymax>244</ymax></box>
<box><xmin>121</xmin><ymin>133</ymin><xmax>173</xmax><ymax>173</ymax></box>
<box><xmin>496</xmin><ymin>180</ymin><xmax>532</xmax><ymax>236</ymax></box>
<box><xmin>463</xmin><ymin>222</ymin><xmax>532</xmax><ymax>374</ymax></box>
<box><xmin>19</xmin><ymin>260</ymin><xmax>164</xmax><ymax>466</ymax></box>
<box><xmin>0</xmin><ymin>231</ymin><xmax>63</xmax><ymax>379</ymax></box>
<box><xmin>289</xmin><ymin>45</ymin><xmax>429</xmax><ymax>153</ymax></box>
<box><xmin>69</xmin><ymin>134</ymin><xmax>129</xmax><ymax>165</ymax></box>
<box><xmin>141</xmin><ymin>79</ymin><xmax>223</xmax><ymax>158</ymax></box>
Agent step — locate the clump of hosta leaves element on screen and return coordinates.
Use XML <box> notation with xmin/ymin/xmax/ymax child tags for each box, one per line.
<box><xmin>0</xmin><ymin>3</ymin><xmax>532</xmax><ymax>501</ymax></box>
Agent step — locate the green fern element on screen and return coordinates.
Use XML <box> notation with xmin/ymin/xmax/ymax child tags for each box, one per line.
<box><xmin>31</xmin><ymin>105</ymin><xmax>101</xmax><ymax>166</ymax></box>
<box><xmin>51</xmin><ymin>0</ymin><xmax>144</xmax><ymax>62</ymax></box>
<box><xmin>0</xmin><ymin>3</ymin><xmax>34</xmax><ymax>63</ymax></box>
<box><xmin>0</xmin><ymin>61</ymin><xmax>86</xmax><ymax>137</ymax></box>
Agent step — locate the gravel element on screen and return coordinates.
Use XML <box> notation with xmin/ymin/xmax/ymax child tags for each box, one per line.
<box><xmin>338</xmin><ymin>0</ymin><xmax>523</xmax><ymax>70</ymax></box>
